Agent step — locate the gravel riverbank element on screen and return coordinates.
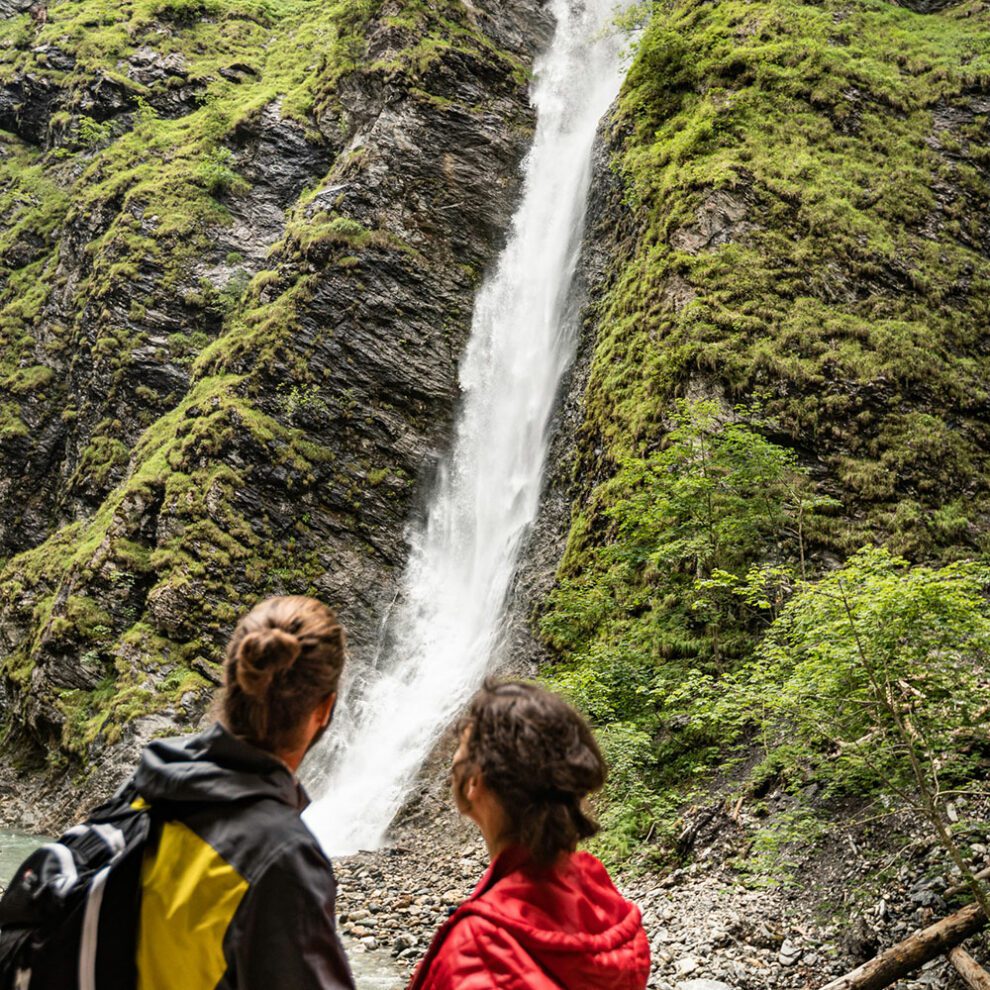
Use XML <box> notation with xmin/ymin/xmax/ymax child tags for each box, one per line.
<box><xmin>3</xmin><ymin>785</ymin><xmax>985</xmax><ymax>989</ymax></box>
<box><xmin>333</xmin><ymin>800</ymin><xmax>987</xmax><ymax>990</ymax></box>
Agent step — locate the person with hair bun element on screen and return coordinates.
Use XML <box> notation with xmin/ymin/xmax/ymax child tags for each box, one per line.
<box><xmin>409</xmin><ymin>679</ymin><xmax>650</xmax><ymax>990</ymax></box>
<box><xmin>127</xmin><ymin>595</ymin><xmax>355</xmax><ymax>990</ymax></box>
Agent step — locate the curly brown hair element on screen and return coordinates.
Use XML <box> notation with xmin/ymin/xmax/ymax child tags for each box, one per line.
<box><xmin>221</xmin><ymin>595</ymin><xmax>345</xmax><ymax>753</ymax></box>
<box><xmin>456</xmin><ymin>679</ymin><xmax>606</xmax><ymax>867</ymax></box>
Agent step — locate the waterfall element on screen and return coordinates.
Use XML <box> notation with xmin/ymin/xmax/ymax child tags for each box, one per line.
<box><xmin>304</xmin><ymin>0</ymin><xmax>633</xmax><ymax>856</ymax></box>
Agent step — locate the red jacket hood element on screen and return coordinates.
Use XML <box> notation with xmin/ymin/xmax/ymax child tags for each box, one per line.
<box><xmin>416</xmin><ymin>847</ymin><xmax>649</xmax><ymax>989</ymax></box>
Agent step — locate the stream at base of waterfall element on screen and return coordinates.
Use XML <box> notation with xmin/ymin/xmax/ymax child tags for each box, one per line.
<box><xmin>0</xmin><ymin>830</ymin><xmax>43</xmax><ymax>890</ymax></box>
<box><xmin>304</xmin><ymin>0</ymin><xmax>637</xmax><ymax>861</ymax></box>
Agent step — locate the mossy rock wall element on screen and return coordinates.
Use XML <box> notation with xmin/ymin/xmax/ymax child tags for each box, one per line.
<box><xmin>535</xmin><ymin>0</ymin><xmax>990</xmax><ymax>853</ymax></box>
<box><xmin>0</xmin><ymin>0</ymin><xmax>551</xmax><ymax>804</ymax></box>
<box><xmin>587</xmin><ymin>0</ymin><xmax>990</xmax><ymax>551</ymax></box>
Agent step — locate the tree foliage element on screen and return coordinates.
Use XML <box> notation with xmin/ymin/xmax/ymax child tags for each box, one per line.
<box><xmin>545</xmin><ymin>402</ymin><xmax>990</xmax><ymax>878</ymax></box>
<box><xmin>542</xmin><ymin>400</ymin><xmax>831</xmax><ymax>855</ymax></box>
<box><xmin>713</xmin><ymin>547</ymin><xmax>990</xmax><ymax>904</ymax></box>
<box><xmin>725</xmin><ymin>547</ymin><xmax>990</xmax><ymax>804</ymax></box>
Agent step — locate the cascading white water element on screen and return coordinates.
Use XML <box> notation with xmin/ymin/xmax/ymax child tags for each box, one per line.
<box><xmin>304</xmin><ymin>0</ymin><xmax>634</xmax><ymax>856</ymax></box>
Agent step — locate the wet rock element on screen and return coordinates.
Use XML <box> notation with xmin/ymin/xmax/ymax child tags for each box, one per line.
<box><xmin>669</xmin><ymin>190</ymin><xmax>754</xmax><ymax>255</ymax></box>
<box><xmin>841</xmin><ymin>915</ymin><xmax>879</xmax><ymax>964</ymax></box>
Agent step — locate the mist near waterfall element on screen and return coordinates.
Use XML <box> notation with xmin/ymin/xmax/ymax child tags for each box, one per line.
<box><xmin>304</xmin><ymin>0</ymin><xmax>635</xmax><ymax>856</ymax></box>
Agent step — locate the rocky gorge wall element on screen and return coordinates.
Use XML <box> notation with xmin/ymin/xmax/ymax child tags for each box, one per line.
<box><xmin>1</xmin><ymin>0</ymin><xmax>988</xmax><ymax>894</ymax></box>
<box><xmin>0</xmin><ymin>0</ymin><xmax>552</xmax><ymax>823</ymax></box>
<box><xmin>529</xmin><ymin>0</ymin><xmax>990</xmax><ymax>860</ymax></box>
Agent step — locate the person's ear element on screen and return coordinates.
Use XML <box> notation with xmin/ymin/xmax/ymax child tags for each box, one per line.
<box><xmin>465</xmin><ymin>770</ymin><xmax>483</xmax><ymax>804</ymax></box>
<box><xmin>318</xmin><ymin>692</ymin><xmax>336</xmax><ymax>727</ymax></box>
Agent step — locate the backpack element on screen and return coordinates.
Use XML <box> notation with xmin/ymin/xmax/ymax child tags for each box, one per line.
<box><xmin>0</xmin><ymin>790</ymin><xmax>154</xmax><ymax>990</ymax></box>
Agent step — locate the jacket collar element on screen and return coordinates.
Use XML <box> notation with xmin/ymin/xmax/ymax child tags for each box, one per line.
<box><xmin>468</xmin><ymin>845</ymin><xmax>533</xmax><ymax>900</ymax></box>
<box><xmin>133</xmin><ymin>722</ymin><xmax>309</xmax><ymax>810</ymax></box>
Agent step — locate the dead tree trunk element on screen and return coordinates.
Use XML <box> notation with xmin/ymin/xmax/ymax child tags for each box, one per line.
<box><xmin>818</xmin><ymin>902</ymin><xmax>986</xmax><ymax>990</ymax></box>
<box><xmin>949</xmin><ymin>946</ymin><xmax>990</xmax><ymax>990</ymax></box>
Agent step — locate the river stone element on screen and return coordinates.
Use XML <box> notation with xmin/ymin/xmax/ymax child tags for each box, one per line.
<box><xmin>778</xmin><ymin>938</ymin><xmax>803</xmax><ymax>966</ymax></box>
<box><xmin>676</xmin><ymin>982</ymin><xmax>737</xmax><ymax>990</ymax></box>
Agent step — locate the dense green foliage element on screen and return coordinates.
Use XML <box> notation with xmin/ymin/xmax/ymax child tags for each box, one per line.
<box><xmin>589</xmin><ymin>0</ymin><xmax>990</xmax><ymax>556</ymax></box>
<box><xmin>546</xmin><ymin>410</ymin><xmax>990</xmax><ymax>864</ymax></box>
<box><xmin>543</xmin><ymin>402</ymin><xmax>835</xmax><ymax>855</ymax></box>
<box><xmin>720</xmin><ymin>547</ymin><xmax>990</xmax><ymax>804</ymax></box>
<box><xmin>543</xmin><ymin>0</ymin><xmax>990</xmax><ymax>863</ymax></box>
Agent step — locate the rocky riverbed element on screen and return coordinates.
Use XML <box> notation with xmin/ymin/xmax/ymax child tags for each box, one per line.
<box><xmin>2</xmin><ymin>805</ymin><xmax>987</xmax><ymax>990</ymax></box>
<box><xmin>333</xmin><ymin>798</ymin><xmax>988</xmax><ymax>990</ymax></box>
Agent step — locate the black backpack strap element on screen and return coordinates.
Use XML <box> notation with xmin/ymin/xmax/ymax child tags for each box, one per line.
<box><xmin>0</xmin><ymin>793</ymin><xmax>156</xmax><ymax>990</ymax></box>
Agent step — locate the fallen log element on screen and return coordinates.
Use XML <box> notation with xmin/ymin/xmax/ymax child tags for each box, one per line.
<box><xmin>949</xmin><ymin>946</ymin><xmax>990</xmax><ymax>990</ymax></box>
<box><xmin>818</xmin><ymin>902</ymin><xmax>986</xmax><ymax>990</ymax></box>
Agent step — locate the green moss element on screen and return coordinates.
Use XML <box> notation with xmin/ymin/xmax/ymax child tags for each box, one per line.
<box><xmin>194</xmin><ymin>147</ymin><xmax>250</xmax><ymax>198</ymax></box>
<box><xmin>72</xmin><ymin>434</ymin><xmax>131</xmax><ymax>489</ymax></box>
<box><xmin>58</xmin><ymin>657</ymin><xmax>211</xmax><ymax>756</ymax></box>
<box><xmin>544</xmin><ymin>0</ymin><xmax>990</xmax><ymax>862</ymax></box>
<box><xmin>582</xmin><ymin>0</ymin><xmax>990</xmax><ymax>559</ymax></box>
<box><xmin>373</xmin><ymin>3</ymin><xmax>530</xmax><ymax>89</ymax></box>
<box><xmin>50</xmin><ymin>596</ymin><xmax>114</xmax><ymax>643</ymax></box>
<box><xmin>0</xmin><ymin>404</ymin><xmax>28</xmax><ymax>439</ymax></box>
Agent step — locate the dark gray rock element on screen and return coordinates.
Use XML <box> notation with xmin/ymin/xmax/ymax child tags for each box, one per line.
<box><xmin>0</xmin><ymin>0</ymin><xmax>33</xmax><ymax>18</ymax></box>
<box><xmin>0</xmin><ymin>0</ymin><xmax>554</xmax><ymax>826</ymax></box>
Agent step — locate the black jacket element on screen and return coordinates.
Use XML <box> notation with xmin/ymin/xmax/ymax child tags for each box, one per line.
<box><xmin>129</xmin><ymin>723</ymin><xmax>354</xmax><ymax>990</ymax></box>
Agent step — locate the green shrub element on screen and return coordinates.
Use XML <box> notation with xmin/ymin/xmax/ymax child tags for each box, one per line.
<box><xmin>542</xmin><ymin>400</ymin><xmax>832</xmax><ymax>855</ymax></box>
<box><xmin>725</xmin><ymin>547</ymin><xmax>990</xmax><ymax>803</ymax></box>
<box><xmin>194</xmin><ymin>147</ymin><xmax>249</xmax><ymax>198</ymax></box>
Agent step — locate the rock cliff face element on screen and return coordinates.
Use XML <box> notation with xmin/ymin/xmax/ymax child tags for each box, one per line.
<box><xmin>0</xmin><ymin>0</ymin><xmax>551</xmax><ymax>819</ymax></box>
<box><xmin>559</xmin><ymin>0</ymin><xmax>990</xmax><ymax>560</ymax></box>
<box><xmin>532</xmin><ymin>0</ymin><xmax>990</xmax><ymax>854</ymax></box>
<box><xmin>4</xmin><ymin>0</ymin><xmax>988</xmax><ymax>862</ymax></box>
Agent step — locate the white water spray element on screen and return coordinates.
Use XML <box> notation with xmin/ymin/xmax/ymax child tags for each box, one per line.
<box><xmin>305</xmin><ymin>0</ymin><xmax>633</xmax><ymax>855</ymax></box>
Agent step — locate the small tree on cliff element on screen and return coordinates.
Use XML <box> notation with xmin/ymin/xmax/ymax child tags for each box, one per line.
<box><xmin>727</xmin><ymin>547</ymin><xmax>990</xmax><ymax>914</ymax></box>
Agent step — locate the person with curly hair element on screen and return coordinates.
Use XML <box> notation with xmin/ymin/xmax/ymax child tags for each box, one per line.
<box><xmin>409</xmin><ymin>679</ymin><xmax>650</xmax><ymax>990</ymax></box>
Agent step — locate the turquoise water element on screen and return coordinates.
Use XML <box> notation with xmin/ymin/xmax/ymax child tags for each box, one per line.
<box><xmin>0</xmin><ymin>830</ymin><xmax>45</xmax><ymax>887</ymax></box>
<box><xmin>343</xmin><ymin>942</ymin><xmax>405</xmax><ymax>989</ymax></box>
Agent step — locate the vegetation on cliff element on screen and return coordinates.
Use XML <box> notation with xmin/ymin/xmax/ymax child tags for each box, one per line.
<box><xmin>0</xmin><ymin>0</ymin><xmax>543</xmax><ymax>784</ymax></box>
<box><xmin>2</xmin><ymin>0</ymin><xmax>988</xmax><ymax>895</ymax></box>
<box><xmin>542</xmin><ymin>0</ymin><xmax>990</xmax><ymax>869</ymax></box>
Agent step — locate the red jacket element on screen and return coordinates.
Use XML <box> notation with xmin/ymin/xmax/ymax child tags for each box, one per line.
<box><xmin>408</xmin><ymin>847</ymin><xmax>650</xmax><ymax>990</ymax></box>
